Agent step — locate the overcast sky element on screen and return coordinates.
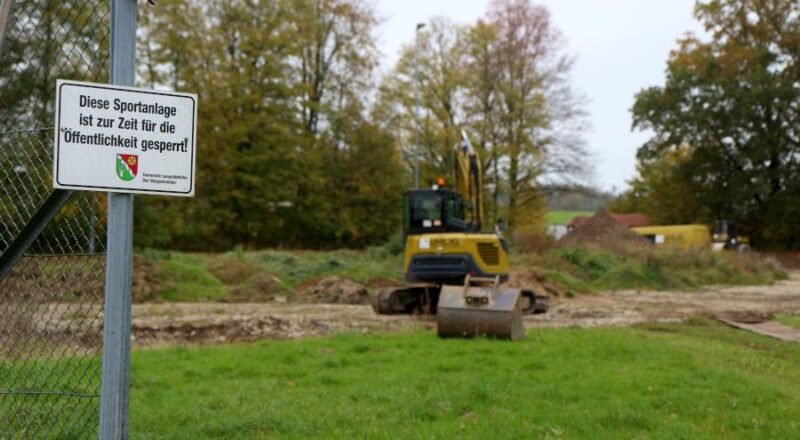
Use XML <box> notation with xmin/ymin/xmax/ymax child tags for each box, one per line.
<box><xmin>374</xmin><ymin>0</ymin><xmax>706</xmax><ymax>192</ymax></box>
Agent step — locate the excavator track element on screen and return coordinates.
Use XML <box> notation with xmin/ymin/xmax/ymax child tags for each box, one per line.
<box><xmin>372</xmin><ymin>285</ymin><xmax>550</xmax><ymax>316</ymax></box>
<box><xmin>520</xmin><ymin>290</ymin><xmax>550</xmax><ymax>315</ymax></box>
<box><xmin>371</xmin><ymin>284</ymin><xmax>441</xmax><ymax>315</ymax></box>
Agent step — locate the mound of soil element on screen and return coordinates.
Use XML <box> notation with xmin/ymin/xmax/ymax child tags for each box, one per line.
<box><xmin>557</xmin><ymin>209</ymin><xmax>651</xmax><ymax>252</ymax></box>
<box><xmin>715</xmin><ymin>310</ymin><xmax>773</xmax><ymax>324</ymax></box>
<box><xmin>294</xmin><ymin>276</ymin><xmax>370</xmax><ymax>304</ymax></box>
<box><xmin>508</xmin><ymin>267</ymin><xmax>568</xmax><ymax>298</ymax></box>
<box><xmin>222</xmin><ymin>273</ymin><xmax>285</xmax><ymax>303</ymax></box>
<box><xmin>208</xmin><ymin>258</ymin><xmax>258</xmax><ymax>285</ymax></box>
<box><xmin>207</xmin><ymin>257</ymin><xmax>287</xmax><ymax>303</ymax></box>
<box><xmin>366</xmin><ymin>276</ymin><xmax>402</xmax><ymax>288</ymax></box>
<box><xmin>132</xmin><ymin>255</ymin><xmax>161</xmax><ymax>303</ymax></box>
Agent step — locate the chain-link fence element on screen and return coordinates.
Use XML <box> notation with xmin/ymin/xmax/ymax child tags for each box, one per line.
<box><xmin>1</xmin><ymin>1</ymin><xmax>110</xmax><ymax>438</ymax></box>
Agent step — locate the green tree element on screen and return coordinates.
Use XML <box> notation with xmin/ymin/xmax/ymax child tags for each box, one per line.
<box><xmin>0</xmin><ymin>0</ymin><xmax>108</xmax><ymax>132</ymax></box>
<box><xmin>376</xmin><ymin>2</ymin><xmax>588</xmax><ymax>233</ymax></box>
<box><xmin>137</xmin><ymin>0</ymin><xmax>305</xmax><ymax>249</ymax></box>
<box><xmin>609</xmin><ymin>147</ymin><xmax>700</xmax><ymax>225</ymax></box>
<box><xmin>486</xmin><ymin>0</ymin><xmax>588</xmax><ymax>232</ymax></box>
<box><xmin>631</xmin><ymin>0</ymin><xmax>800</xmax><ymax>248</ymax></box>
<box><xmin>463</xmin><ymin>20</ymin><xmax>505</xmax><ymax>222</ymax></box>
<box><xmin>135</xmin><ymin>0</ymin><xmax>398</xmax><ymax>250</ymax></box>
<box><xmin>295</xmin><ymin>0</ymin><xmax>378</xmax><ymax>136</ymax></box>
<box><xmin>374</xmin><ymin>17</ymin><xmax>467</xmax><ymax>187</ymax></box>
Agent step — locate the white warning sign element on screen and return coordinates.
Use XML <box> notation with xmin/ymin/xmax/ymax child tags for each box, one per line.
<box><xmin>54</xmin><ymin>79</ymin><xmax>197</xmax><ymax>196</ymax></box>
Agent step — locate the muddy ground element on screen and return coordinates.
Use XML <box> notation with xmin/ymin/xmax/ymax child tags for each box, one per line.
<box><xmin>6</xmin><ymin>272</ymin><xmax>799</xmax><ymax>350</ymax></box>
<box><xmin>128</xmin><ymin>271</ymin><xmax>800</xmax><ymax>347</ymax></box>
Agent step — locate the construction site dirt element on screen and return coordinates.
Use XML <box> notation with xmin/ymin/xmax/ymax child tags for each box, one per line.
<box><xmin>12</xmin><ymin>271</ymin><xmax>796</xmax><ymax>349</ymax></box>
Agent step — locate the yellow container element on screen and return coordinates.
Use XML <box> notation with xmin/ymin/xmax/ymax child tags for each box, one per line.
<box><xmin>631</xmin><ymin>225</ymin><xmax>711</xmax><ymax>249</ymax></box>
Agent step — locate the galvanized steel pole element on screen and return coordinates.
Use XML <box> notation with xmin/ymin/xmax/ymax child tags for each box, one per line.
<box><xmin>99</xmin><ymin>0</ymin><xmax>136</xmax><ymax>438</ymax></box>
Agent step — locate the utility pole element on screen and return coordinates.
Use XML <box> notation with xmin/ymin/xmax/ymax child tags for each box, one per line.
<box><xmin>413</xmin><ymin>22</ymin><xmax>425</xmax><ymax>189</ymax></box>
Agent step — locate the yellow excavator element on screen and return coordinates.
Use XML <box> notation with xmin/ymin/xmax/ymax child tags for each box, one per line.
<box><xmin>372</xmin><ymin>132</ymin><xmax>548</xmax><ymax>339</ymax></box>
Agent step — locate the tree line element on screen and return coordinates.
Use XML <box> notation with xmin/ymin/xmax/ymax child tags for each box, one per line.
<box><xmin>7</xmin><ymin>0</ymin><xmax>796</xmax><ymax>251</ymax></box>
<box><xmin>129</xmin><ymin>0</ymin><xmax>588</xmax><ymax>250</ymax></box>
<box><xmin>1</xmin><ymin>0</ymin><xmax>586</xmax><ymax>251</ymax></box>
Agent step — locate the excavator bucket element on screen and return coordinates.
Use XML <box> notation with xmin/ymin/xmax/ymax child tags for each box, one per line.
<box><xmin>436</xmin><ymin>276</ymin><xmax>524</xmax><ymax>340</ymax></box>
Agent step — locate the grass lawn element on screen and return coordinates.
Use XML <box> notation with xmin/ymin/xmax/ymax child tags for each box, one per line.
<box><xmin>546</xmin><ymin>210</ymin><xmax>593</xmax><ymax>225</ymax></box>
<box><xmin>128</xmin><ymin>319</ymin><xmax>800</xmax><ymax>439</ymax></box>
<box><xmin>776</xmin><ymin>315</ymin><xmax>800</xmax><ymax>330</ymax></box>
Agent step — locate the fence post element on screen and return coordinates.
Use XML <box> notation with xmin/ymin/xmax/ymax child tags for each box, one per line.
<box><xmin>0</xmin><ymin>0</ymin><xmax>14</xmax><ymax>52</ymax></box>
<box><xmin>99</xmin><ymin>0</ymin><xmax>136</xmax><ymax>439</ymax></box>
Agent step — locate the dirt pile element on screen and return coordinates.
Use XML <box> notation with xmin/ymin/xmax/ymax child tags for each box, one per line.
<box><xmin>715</xmin><ymin>310</ymin><xmax>772</xmax><ymax>324</ymax></box>
<box><xmin>207</xmin><ymin>258</ymin><xmax>286</xmax><ymax>302</ymax></box>
<box><xmin>294</xmin><ymin>276</ymin><xmax>370</xmax><ymax>304</ymax></box>
<box><xmin>557</xmin><ymin>209</ymin><xmax>651</xmax><ymax>252</ymax></box>
<box><xmin>2</xmin><ymin>255</ymin><xmax>106</xmax><ymax>302</ymax></box>
<box><xmin>208</xmin><ymin>258</ymin><xmax>258</xmax><ymax>285</ymax></box>
<box><xmin>508</xmin><ymin>267</ymin><xmax>568</xmax><ymax>298</ymax></box>
<box><xmin>223</xmin><ymin>273</ymin><xmax>285</xmax><ymax>302</ymax></box>
<box><xmin>132</xmin><ymin>255</ymin><xmax>161</xmax><ymax>302</ymax></box>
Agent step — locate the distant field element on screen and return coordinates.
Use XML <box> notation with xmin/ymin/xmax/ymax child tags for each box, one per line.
<box><xmin>546</xmin><ymin>210</ymin><xmax>593</xmax><ymax>225</ymax></box>
<box><xmin>125</xmin><ymin>320</ymin><xmax>800</xmax><ymax>439</ymax></box>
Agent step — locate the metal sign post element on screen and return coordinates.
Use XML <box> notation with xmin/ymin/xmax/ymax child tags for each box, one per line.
<box><xmin>39</xmin><ymin>1</ymin><xmax>198</xmax><ymax>437</ymax></box>
<box><xmin>100</xmin><ymin>0</ymin><xmax>136</xmax><ymax>438</ymax></box>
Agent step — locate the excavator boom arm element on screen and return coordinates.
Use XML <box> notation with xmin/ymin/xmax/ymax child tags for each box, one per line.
<box><xmin>454</xmin><ymin>131</ymin><xmax>484</xmax><ymax>231</ymax></box>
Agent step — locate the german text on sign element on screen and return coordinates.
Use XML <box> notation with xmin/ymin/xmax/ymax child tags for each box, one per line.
<box><xmin>54</xmin><ymin>79</ymin><xmax>197</xmax><ymax>196</ymax></box>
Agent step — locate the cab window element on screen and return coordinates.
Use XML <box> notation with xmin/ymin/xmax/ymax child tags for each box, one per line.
<box><xmin>404</xmin><ymin>192</ymin><xmax>443</xmax><ymax>232</ymax></box>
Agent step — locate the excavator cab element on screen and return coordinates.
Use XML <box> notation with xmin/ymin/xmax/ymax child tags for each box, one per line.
<box><xmin>403</xmin><ymin>188</ymin><xmax>468</xmax><ymax>236</ymax></box>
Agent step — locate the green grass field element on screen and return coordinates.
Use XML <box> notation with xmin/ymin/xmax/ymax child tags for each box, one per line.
<box><xmin>125</xmin><ymin>320</ymin><xmax>800</xmax><ymax>439</ymax></box>
<box><xmin>546</xmin><ymin>210</ymin><xmax>593</xmax><ymax>225</ymax></box>
<box><xmin>776</xmin><ymin>315</ymin><xmax>800</xmax><ymax>330</ymax></box>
